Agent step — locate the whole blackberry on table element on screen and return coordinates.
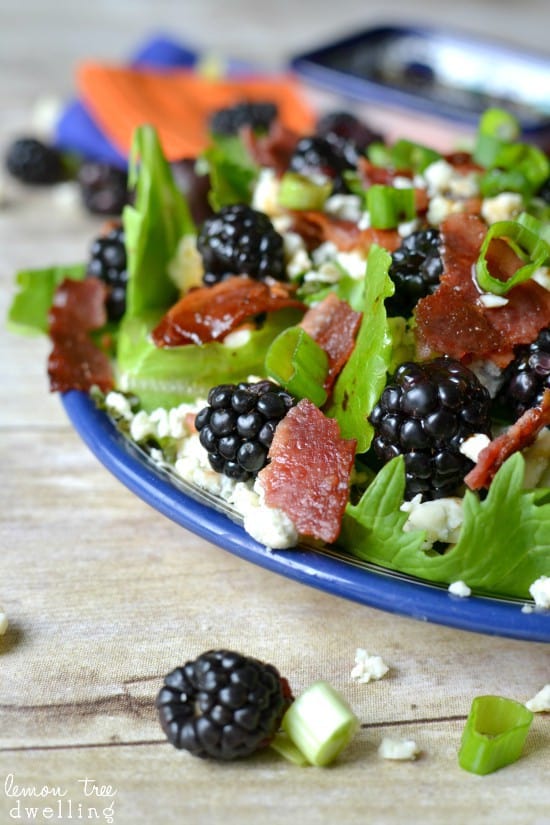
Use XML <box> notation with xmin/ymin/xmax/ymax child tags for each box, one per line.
<box><xmin>156</xmin><ymin>649</ymin><xmax>292</xmax><ymax>759</ymax></box>
<box><xmin>5</xmin><ymin>136</ymin><xmax>65</xmax><ymax>184</ymax></box>
<box><xmin>289</xmin><ymin>134</ymin><xmax>355</xmax><ymax>194</ymax></box>
<box><xmin>195</xmin><ymin>380</ymin><xmax>295</xmax><ymax>481</ymax></box>
<box><xmin>497</xmin><ymin>326</ymin><xmax>550</xmax><ymax>420</ymax></box>
<box><xmin>315</xmin><ymin>110</ymin><xmax>383</xmax><ymax>164</ymax></box>
<box><xmin>197</xmin><ymin>203</ymin><xmax>286</xmax><ymax>286</ymax></box>
<box><xmin>77</xmin><ymin>160</ymin><xmax>129</xmax><ymax>215</ymax></box>
<box><xmin>369</xmin><ymin>357</ymin><xmax>492</xmax><ymax>500</ymax></box>
<box><xmin>386</xmin><ymin>228</ymin><xmax>444</xmax><ymax>318</ymax></box>
<box><xmin>86</xmin><ymin>225</ymin><xmax>128</xmax><ymax>321</ymax></box>
<box><xmin>209</xmin><ymin>101</ymin><xmax>278</xmax><ymax>136</ymax></box>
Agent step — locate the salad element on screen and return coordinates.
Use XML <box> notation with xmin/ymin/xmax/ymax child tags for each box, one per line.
<box><xmin>8</xmin><ymin>100</ymin><xmax>550</xmax><ymax>603</ymax></box>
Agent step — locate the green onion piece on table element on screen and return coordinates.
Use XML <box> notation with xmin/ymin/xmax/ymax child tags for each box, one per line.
<box><xmin>367</xmin><ymin>184</ymin><xmax>416</xmax><ymax>229</ymax></box>
<box><xmin>265</xmin><ymin>326</ymin><xmax>329</xmax><ymax>406</ymax></box>
<box><xmin>458</xmin><ymin>695</ymin><xmax>534</xmax><ymax>775</ymax></box>
<box><xmin>281</xmin><ymin>680</ymin><xmax>360</xmax><ymax>767</ymax></box>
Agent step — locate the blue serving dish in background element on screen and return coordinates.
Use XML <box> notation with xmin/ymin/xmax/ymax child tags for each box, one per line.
<box><xmin>290</xmin><ymin>24</ymin><xmax>550</xmax><ymax>150</ymax></box>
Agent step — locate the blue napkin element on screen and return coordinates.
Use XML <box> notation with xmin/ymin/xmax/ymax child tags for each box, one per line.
<box><xmin>54</xmin><ymin>34</ymin><xmax>199</xmax><ymax>167</ymax></box>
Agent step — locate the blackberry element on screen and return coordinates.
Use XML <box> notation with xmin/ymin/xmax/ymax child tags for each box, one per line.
<box><xmin>209</xmin><ymin>101</ymin><xmax>278</xmax><ymax>136</ymax></box>
<box><xmin>195</xmin><ymin>380</ymin><xmax>295</xmax><ymax>481</ymax></box>
<box><xmin>5</xmin><ymin>136</ymin><xmax>65</xmax><ymax>184</ymax></box>
<box><xmin>497</xmin><ymin>326</ymin><xmax>550</xmax><ymax>420</ymax></box>
<box><xmin>197</xmin><ymin>204</ymin><xmax>286</xmax><ymax>286</ymax></box>
<box><xmin>315</xmin><ymin>110</ymin><xmax>382</xmax><ymax>164</ymax></box>
<box><xmin>369</xmin><ymin>357</ymin><xmax>492</xmax><ymax>500</ymax></box>
<box><xmin>156</xmin><ymin>649</ymin><xmax>292</xmax><ymax>760</ymax></box>
<box><xmin>386</xmin><ymin>228</ymin><xmax>443</xmax><ymax>318</ymax></box>
<box><xmin>86</xmin><ymin>225</ymin><xmax>128</xmax><ymax>321</ymax></box>
<box><xmin>289</xmin><ymin>135</ymin><xmax>354</xmax><ymax>194</ymax></box>
<box><xmin>78</xmin><ymin>161</ymin><xmax>129</xmax><ymax>215</ymax></box>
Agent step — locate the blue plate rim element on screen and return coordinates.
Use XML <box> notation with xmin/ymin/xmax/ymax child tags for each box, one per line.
<box><xmin>61</xmin><ymin>390</ymin><xmax>550</xmax><ymax>644</ymax></box>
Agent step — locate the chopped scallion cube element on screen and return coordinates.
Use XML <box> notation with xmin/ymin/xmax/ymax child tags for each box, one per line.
<box><xmin>458</xmin><ymin>695</ymin><xmax>534</xmax><ymax>775</ymax></box>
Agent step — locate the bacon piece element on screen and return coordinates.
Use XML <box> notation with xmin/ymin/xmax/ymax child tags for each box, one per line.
<box><xmin>299</xmin><ymin>292</ymin><xmax>362</xmax><ymax>391</ymax></box>
<box><xmin>259</xmin><ymin>399</ymin><xmax>356</xmax><ymax>543</ymax></box>
<box><xmin>290</xmin><ymin>210</ymin><xmax>400</xmax><ymax>254</ymax></box>
<box><xmin>415</xmin><ymin>213</ymin><xmax>550</xmax><ymax>367</ymax></box>
<box><xmin>151</xmin><ymin>276</ymin><xmax>305</xmax><ymax>347</ymax></box>
<box><xmin>465</xmin><ymin>390</ymin><xmax>550</xmax><ymax>490</ymax></box>
<box><xmin>241</xmin><ymin>120</ymin><xmax>301</xmax><ymax>176</ymax></box>
<box><xmin>47</xmin><ymin>278</ymin><xmax>114</xmax><ymax>393</ymax></box>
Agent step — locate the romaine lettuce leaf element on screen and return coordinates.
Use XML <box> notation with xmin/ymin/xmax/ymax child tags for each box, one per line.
<box><xmin>123</xmin><ymin>125</ymin><xmax>194</xmax><ymax>318</ymax></box>
<box><xmin>7</xmin><ymin>263</ymin><xmax>85</xmax><ymax>335</ymax></box>
<box><xmin>116</xmin><ymin>308</ymin><xmax>303</xmax><ymax>411</ymax></box>
<box><xmin>341</xmin><ymin>453</ymin><xmax>550</xmax><ymax>599</ymax></box>
<box><xmin>328</xmin><ymin>244</ymin><xmax>394</xmax><ymax>453</ymax></box>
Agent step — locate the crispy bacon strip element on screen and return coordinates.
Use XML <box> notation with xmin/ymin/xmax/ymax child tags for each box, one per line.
<box><xmin>290</xmin><ymin>210</ymin><xmax>400</xmax><ymax>254</ymax></box>
<box><xmin>241</xmin><ymin>120</ymin><xmax>301</xmax><ymax>176</ymax></box>
<box><xmin>259</xmin><ymin>398</ymin><xmax>356</xmax><ymax>543</ymax></box>
<box><xmin>47</xmin><ymin>278</ymin><xmax>114</xmax><ymax>393</ymax></box>
<box><xmin>415</xmin><ymin>213</ymin><xmax>550</xmax><ymax>367</ymax></box>
<box><xmin>465</xmin><ymin>390</ymin><xmax>550</xmax><ymax>490</ymax></box>
<box><xmin>151</xmin><ymin>276</ymin><xmax>305</xmax><ymax>347</ymax></box>
<box><xmin>299</xmin><ymin>292</ymin><xmax>362</xmax><ymax>391</ymax></box>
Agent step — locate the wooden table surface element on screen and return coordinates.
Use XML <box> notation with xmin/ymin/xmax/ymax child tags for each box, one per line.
<box><xmin>1</xmin><ymin>2</ymin><xmax>549</xmax><ymax>823</ymax></box>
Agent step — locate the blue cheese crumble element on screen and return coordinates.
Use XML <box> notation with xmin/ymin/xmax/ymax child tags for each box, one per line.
<box><xmin>378</xmin><ymin>738</ymin><xmax>420</xmax><ymax>761</ymax></box>
<box><xmin>350</xmin><ymin>648</ymin><xmax>390</xmax><ymax>683</ymax></box>
<box><xmin>104</xmin><ymin>392</ymin><xmax>299</xmax><ymax>550</ymax></box>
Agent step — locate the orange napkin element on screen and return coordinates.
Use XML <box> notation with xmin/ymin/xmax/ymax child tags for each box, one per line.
<box><xmin>77</xmin><ymin>63</ymin><xmax>316</xmax><ymax>160</ymax></box>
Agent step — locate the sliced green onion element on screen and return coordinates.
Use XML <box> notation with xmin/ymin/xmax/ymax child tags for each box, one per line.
<box><xmin>367</xmin><ymin>184</ymin><xmax>416</xmax><ymax>229</ymax></box>
<box><xmin>278</xmin><ymin>172</ymin><xmax>332</xmax><ymax>210</ymax></box>
<box><xmin>281</xmin><ymin>680</ymin><xmax>360</xmax><ymax>767</ymax></box>
<box><xmin>473</xmin><ymin>133</ymin><xmax>510</xmax><ymax>168</ymax></box>
<box><xmin>458</xmin><ymin>695</ymin><xmax>534</xmax><ymax>775</ymax></box>
<box><xmin>269</xmin><ymin>732</ymin><xmax>310</xmax><ymax>766</ymax></box>
<box><xmin>477</xmin><ymin>108</ymin><xmax>521</xmax><ymax>142</ymax></box>
<box><xmin>479</xmin><ymin>143</ymin><xmax>550</xmax><ymax>197</ymax></box>
<box><xmin>265</xmin><ymin>326</ymin><xmax>328</xmax><ymax>407</ymax></box>
<box><xmin>368</xmin><ymin>139</ymin><xmax>441</xmax><ymax>172</ymax></box>
<box><xmin>476</xmin><ymin>212</ymin><xmax>550</xmax><ymax>295</ymax></box>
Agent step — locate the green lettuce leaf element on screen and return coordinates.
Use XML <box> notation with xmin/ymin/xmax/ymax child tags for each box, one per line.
<box><xmin>116</xmin><ymin>308</ymin><xmax>303</xmax><ymax>411</ymax></box>
<box><xmin>7</xmin><ymin>263</ymin><xmax>85</xmax><ymax>335</ymax></box>
<box><xmin>201</xmin><ymin>135</ymin><xmax>258</xmax><ymax>211</ymax></box>
<box><xmin>123</xmin><ymin>125</ymin><xmax>194</xmax><ymax>318</ymax></box>
<box><xmin>341</xmin><ymin>453</ymin><xmax>550</xmax><ymax>599</ymax></box>
<box><xmin>328</xmin><ymin>244</ymin><xmax>394</xmax><ymax>453</ymax></box>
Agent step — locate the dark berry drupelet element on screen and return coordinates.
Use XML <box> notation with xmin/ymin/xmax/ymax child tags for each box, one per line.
<box><xmin>315</xmin><ymin>110</ymin><xmax>383</xmax><ymax>165</ymax></box>
<box><xmin>386</xmin><ymin>228</ymin><xmax>444</xmax><ymax>318</ymax></box>
<box><xmin>209</xmin><ymin>101</ymin><xmax>278</xmax><ymax>136</ymax></box>
<box><xmin>156</xmin><ymin>649</ymin><xmax>292</xmax><ymax>760</ymax></box>
<box><xmin>86</xmin><ymin>225</ymin><xmax>128</xmax><ymax>321</ymax></box>
<box><xmin>369</xmin><ymin>357</ymin><xmax>492</xmax><ymax>500</ymax></box>
<box><xmin>496</xmin><ymin>326</ymin><xmax>550</xmax><ymax>420</ymax></box>
<box><xmin>5</xmin><ymin>136</ymin><xmax>65</xmax><ymax>184</ymax></box>
<box><xmin>197</xmin><ymin>204</ymin><xmax>286</xmax><ymax>286</ymax></box>
<box><xmin>289</xmin><ymin>135</ymin><xmax>355</xmax><ymax>194</ymax></box>
<box><xmin>195</xmin><ymin>380</ymin><xmax>295</xmax><ymax>481</ymax></box>
<box><xmin>78</xmin><ymin>161</ymin><xmax>129</xmax><ymax>215</ymax></box>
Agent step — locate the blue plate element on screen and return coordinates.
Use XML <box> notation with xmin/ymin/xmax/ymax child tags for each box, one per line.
<box><xmin>61</xmin><ymin>390</ymin><xmax>550</xmax><ymax>643</ymax></box>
